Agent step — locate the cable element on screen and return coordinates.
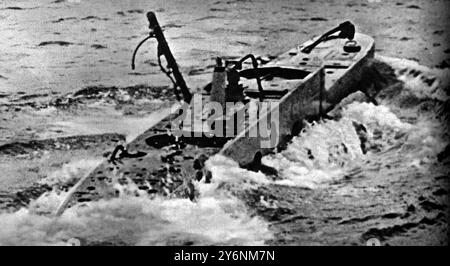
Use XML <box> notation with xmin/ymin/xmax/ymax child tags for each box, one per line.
<box><xmin>157</xmin><ymin>46</ymin><xmax>182</xmax><ymax>101</ymax></box>
<box><xmin>131</xmin><ymin>35</ymin><xmax>153</xmax><ymax>70</ymax></box>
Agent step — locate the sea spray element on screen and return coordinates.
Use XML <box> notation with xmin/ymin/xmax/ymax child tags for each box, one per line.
<box><xmin>0</xmin><ymin>159</ymin><xmax>272</xmax><ymax>246</ymax></box>
<box><xmin>1</xmin><ymin>57</ymin><xmax>448</xmax><ymax>246</ymax></box>
<box><xmin>378</xmin><ymin>55</ymin><xmax>450</xmax><ymax>101</ymax></box>
<box><xmin>199</xmin><ymin>100</ymin><xmax>415</xmax><ymax>191</ymax></box>
<box><xmin>376</xmin><ymin>56</ymin><xmax>449</xmax><ymax>160</ymax></box>
<box><xmin>38</xmin><ymin>158</ymin><xmax>102</xmax><ymax>187</ymax></box>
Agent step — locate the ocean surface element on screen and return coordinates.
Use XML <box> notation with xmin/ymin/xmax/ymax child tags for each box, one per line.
<box><xmin>0</xmin><ymin>0</ymin><xmax>449</xmax><ymax>245</ymax></box>
<box><xmin>1</xmin><ymin>0</ymin><xmax>449</xmax><ymax>94</ymax></box>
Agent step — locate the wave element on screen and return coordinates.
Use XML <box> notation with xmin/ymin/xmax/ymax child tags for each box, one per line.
<box><xmin>0</xmin><ymin>158</ymin><xmax>272</xmax><ymax>245</ymax></box>
<box><xmin>0</xmin><ymin>57</ymin><xmax>448</xmax><ymax>245</ymax></box>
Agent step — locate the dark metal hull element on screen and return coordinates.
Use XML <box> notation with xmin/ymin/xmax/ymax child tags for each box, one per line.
<box><xmin>56</xmin><ymin>31</ymin><xmax>374</xmax><ymax>215</ymax></box>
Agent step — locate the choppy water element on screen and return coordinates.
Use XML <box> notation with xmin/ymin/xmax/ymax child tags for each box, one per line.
<box><xmin>1</xmin><ymin>0</ymin><xmax>449</xmax><ymax>144</ymax></box>
<box><xmin>0</xmin><ymin>56</ymin><xmax>448</xmax><ymax>245</ymax></box>
<box><xmin>0</xmin><ymin>0</ymin><xmax>449</xmax><ymax>245</ymax></box>
<box><xmin>1</xmin><ymin>0</ymin><xmax>449</xmax><ymax>94</ymax></box>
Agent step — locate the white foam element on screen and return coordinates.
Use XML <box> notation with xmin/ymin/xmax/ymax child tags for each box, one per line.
<box><xmin>39</xmin><ymin>158</ymin><xmax>102</xmax><ymax>187</ymax></box>
<box><xmin>205</xmin><ymin>102</ymin><xmax>414</xmax><ymax>190</ymax></box>
<box><xmin>0</xmin><ymin>189</ymin><xmax>271</xmax><ymax>246</ymax></box>
<box><xmin>2</xmin><ymin>57</ymin><xmax>448</xmax><ymax>246</ymax></box>
<box><xmin>378</xmin><ymin>55</ymin><xmax>450</xmax><ymax>101</ymax></box>
<box><xmin>0</xmin><ymin>156</ymin><xmax>272</xmax><ymax>246</ymax></box>
<box><xmin>342</xmin><ymin>102</ymin><xmax>410</xmax><ymax>131</ymax></box>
